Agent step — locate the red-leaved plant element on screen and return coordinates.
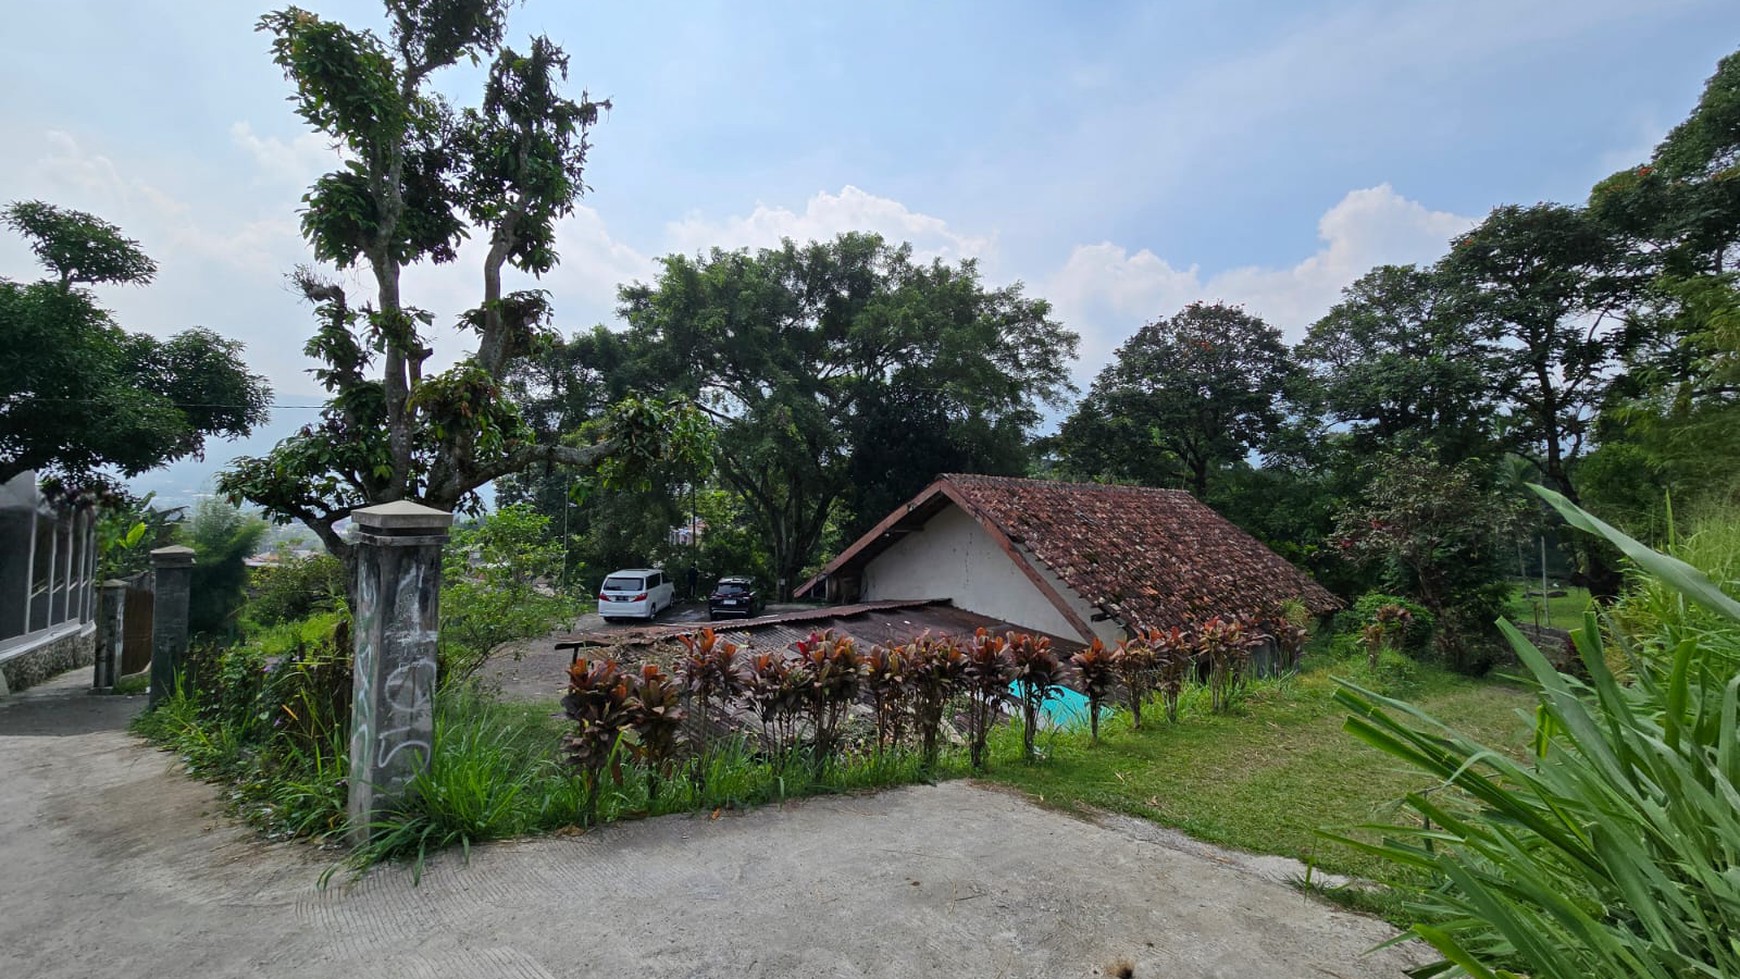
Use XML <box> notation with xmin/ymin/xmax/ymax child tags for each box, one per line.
<box><xmin>908</xmin><ymin>633</ymin><xmax>966</xmax><ymax>768</ymax></box>
<box><xmin>562</xmin><ymin>657</ymin><xmax>635</xmax><ymax>825</ymax></box>
<box><xmin>863</xmin><ymin>643</ymin><xmax>909</xmax><ymax>753</ymax></box>
<box><xmin>1110</xmin><ymin>635</ymin><xmax>1156</xmax><ymax>729</ymax></box>
<box><xmin>792</xmin><ymin>630</ymin><xmax>862</xmax><ymax>769</ymax></box>
<box><xmin>1009</xmin><ymin>631</ymin><xmax>1064</xmax><ymax>761</ymax></box>
<box><xmin>1070</xmin><ymin>638</ymin><xmax>1117</xmax><ymax>741</ymax></box>
<box><xmin>961</xmin><ymin>629</ymin><xmax>1013</xmax><ymax>770</ymax></box>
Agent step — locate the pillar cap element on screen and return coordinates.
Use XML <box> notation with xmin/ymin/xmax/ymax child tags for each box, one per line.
<box><xmin>149</xmin><ymin>545</ymin><xmax>196</xmax><ymax>567</ymax></box>
<box><xmin>352</xmin><ymin>500</ymin><xmax>454</xmax><ymax>532</ymax></box>
<box><xmin>102</xmin><ymin>579</ymin><xmax>129</xmax><ymax>588</ymax></box>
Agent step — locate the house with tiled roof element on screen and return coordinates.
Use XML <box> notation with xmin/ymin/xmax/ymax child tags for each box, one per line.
<box><xmin>795</xmin><ymin>474</ymin><xmax>1339</xmax><ymax>646</ymax></box>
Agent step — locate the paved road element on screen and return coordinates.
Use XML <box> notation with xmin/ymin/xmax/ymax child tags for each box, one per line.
<box><xmin>0</xmin><ymin>667</ymin><xmax>1425</xmax><ymax>978</ymax></box>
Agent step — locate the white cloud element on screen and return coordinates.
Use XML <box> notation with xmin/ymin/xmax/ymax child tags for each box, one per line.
<box><xmin>664</xmin><ymin>185</ymin><xmax>993</xmax><ymax>264</ymax></box>
<box><xmin>228</xmin><ymin>122</ymin><xmax>338</xmax><ymax>186</ymax></box>
<box><xmin>1047</xmin><ymin>185</ymin><xmax>1476</xmax><ymax>383</ymax></box>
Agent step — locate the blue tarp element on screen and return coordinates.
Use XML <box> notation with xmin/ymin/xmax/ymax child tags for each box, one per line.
<box><xmin>1009</xmin><ymin>681</ymin><xmax>1112</xmax><ymax>731</ymax></box>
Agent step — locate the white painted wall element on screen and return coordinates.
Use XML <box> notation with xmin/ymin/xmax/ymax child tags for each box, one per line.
<box><xmin>860</xmin><ymin>503</ymin><xmax>1085</xmax><ymax>640</ymax></box>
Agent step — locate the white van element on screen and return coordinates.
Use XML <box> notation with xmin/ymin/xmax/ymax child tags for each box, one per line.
<box><xmin>597</xmin><ymin>568</ymin><xmax>675</xmax><ymax>623</ymax></box>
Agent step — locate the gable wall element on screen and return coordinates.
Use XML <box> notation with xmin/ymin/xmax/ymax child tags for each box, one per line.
<box><xmin>860</xmin><ymin>503</ymin><xmax>1083</xmax><ymax>640</ymax></box>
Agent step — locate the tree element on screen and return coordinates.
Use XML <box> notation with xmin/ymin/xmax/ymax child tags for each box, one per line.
<box><xmin>617</xmin><ymin>233</ymin><xmax>1077</xmax><ymax>597</ymax></box>
<box><xmin>0</xmin><ymin>201</ymin><xmax>271</xmax><ymax>487</ymax></box>
<box><xmin>181</xmin><ymin>498</ymin><xmax>269</xmax><ymax>639</ymax></box>
<box><xmin>1439</xmin><ymin>204</ymin><xmax>1622</xmax><ymax>505</ymax></box>
<box><xmin>1333</xmin><ymin>454</ymin><xmax>1523</xmax><ymax>671</ymax></box>
<box><xmin>440</xmin><ymin>503</ymin><xmax>576</xmax><ymax>681</ymax></box>
<box><xmin>1060</xmin><ymin>302</ymin><xmax>1293</xmax><ymax>497</ymax></box>
<box><xmin>1297</xmin><ymin>265</ymin><xmax>1499</xmax><ymax>463</ymax></box>
<box><xmin>219</xmin><ymin>2</ymin><xmax>705</xmax><ymax>590</ymax></box>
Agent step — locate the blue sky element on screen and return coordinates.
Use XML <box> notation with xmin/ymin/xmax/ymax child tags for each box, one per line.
<box><xmin>3</xmin><ymin>0</ymin><xmax>1737</xmax><ymax>502</ymax></box>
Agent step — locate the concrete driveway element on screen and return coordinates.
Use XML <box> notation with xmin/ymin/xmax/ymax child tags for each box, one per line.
<box><xmin>1</xmin><ymin>668</ymin><xmax>1424</xmax><ymax>978</ymax></box>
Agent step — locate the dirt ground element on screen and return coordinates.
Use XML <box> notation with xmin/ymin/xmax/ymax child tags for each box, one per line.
<box><xmin>1</xmin><ymin>666</ymin><xmax>1427</xmax><ymax>978</ymax></box>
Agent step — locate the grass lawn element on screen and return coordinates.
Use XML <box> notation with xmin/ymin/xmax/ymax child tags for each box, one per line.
<box><xmin>1507</xmin><ymin>582</ymin><xmax>1593</xmax><ymax>631</ymax></box>
<box><xmin>979</xmin><ymin>654</ymin><xmax>1536</xmax><ymax>892</ymax></box>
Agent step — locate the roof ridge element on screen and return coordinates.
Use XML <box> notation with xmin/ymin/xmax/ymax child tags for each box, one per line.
<box><xmin>940</xmin><ymin>473</ymin><xmax>1195</xmax><ymax>497</ymax></box>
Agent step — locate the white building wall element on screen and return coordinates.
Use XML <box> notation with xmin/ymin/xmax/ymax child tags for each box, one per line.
<box><xmin>860</xmin><ymin>503</ymin><xmax>1085</xmax><ymax>640</ymax></box>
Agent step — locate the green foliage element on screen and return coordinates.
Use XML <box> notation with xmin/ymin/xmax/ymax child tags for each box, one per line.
<box><xmin>132</xmin><ymin>612</ymin><xmax>354</xmax><ymax>841</ymax></box>
<box><xmin>1335</xmin><ymin>454</ymin><xmax>1521</xmax><ymax>670</ymax></box>
<box><xmin>1332</xmin><ymin>490</ymin><xmax>1740</xmax><ymax>978</ymax></box>
<box><xmin>95</xmin><ymin>491</ymin><xmax>181</xmax><ymax>580</ymax></box>
<box><xmin>1061</xmin><ymin>301</ymin><xmax>1293</xmax><ymax>496</ymax></box>
<box><xmin>1297</xmin><ymin>264</ymin><xmax>1498</xmax><ymax>464</ymax></box>
<box><xmin>439</xmin><ymin>503</ymin><xmax>578</xmax><ymax>682</ymax></box>
<box><xmin>244</xmin><ymin>552</ymin><xmax>347</xmax><ymax>629</ymax></box>
<box><xmin>1340</xmin><ymin>592</ymin><xmax>1437</xmax><ymax>656</ymax></box>
<box><xmin>616</xmin><ymin>233</ymin><xmax>1079</xmax><ymax>595</ymax></box>
<box><xmin>230</xmin><ymin>3</ymin><xmax>707</xmax><ymax>576</ymax></box>
<box><xmin>181</xmin><ymin>498</ymin><xmax>269</xmax><ymax>639</ymax></box>
<box><xmin>0</xmin><ymin>201</ymin><xmax>270</xmax><ymax>488</ymax></box>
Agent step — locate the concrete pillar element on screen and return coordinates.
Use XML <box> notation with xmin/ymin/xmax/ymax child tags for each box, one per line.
<box><xmin>94</xmin><ymin>580</ymin><xmax>127</xmax><ymax>689</ymax></box>
<box><xmin>347</xmin><ymin>501</ymin><xmax>453</xmax><ymax>843</ymax></box>
<box><xmin>148</xmin><ymin>546</ymin><xmax>196</xmax><ymax>708</ymax></box>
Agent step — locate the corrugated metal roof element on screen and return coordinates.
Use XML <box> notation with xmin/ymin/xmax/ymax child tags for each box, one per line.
<box><xmin>556</xmin><ymin>598</ymin><xmax>1085</xmax><ymax>658</ymax></box>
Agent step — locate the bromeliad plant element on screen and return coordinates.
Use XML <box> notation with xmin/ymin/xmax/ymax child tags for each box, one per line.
<box><xmin>1070</xmin><ymin>639</ymin><xmax>1117</xmax><ymax>741</ymax></box>
<box><xmin>961</xmin><ymin>629</ymin><xmax>1013</xmax><ymax>771</ymax></box>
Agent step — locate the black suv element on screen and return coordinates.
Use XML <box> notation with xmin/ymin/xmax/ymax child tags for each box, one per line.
<box><xmin>707</xmin><ymin>576</ymin><xmax>763</xmax><ymax>619</ymax></box>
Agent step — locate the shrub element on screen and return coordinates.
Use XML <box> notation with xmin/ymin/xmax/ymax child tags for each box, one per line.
<box><xmin>1149</xmin><ymin>627</ymin><xmax>1194</xmax><ymax>723</ymax></box>
<box><xmin>863</xmin><ymin>643</ymin><xmax>910</xmax><ymax>752</ymax></box>
<box><xmin>245</xmin><ymin>552</ymin><xmax>346</xmax><ymax>629</ymax></box>
<box><xmin>961</xmin><ymin>629</ymin><xmax>1013</xmax><ymax>771</ymax></box>
<box><xmin>1343</xmin><ymin>592</ymin><xmax>1435</xmax><ymax>654</ymax></box>
<box><xmin>181</xmin><ymin>497</ymin><xmax>269</xmax><ymax>639</ymax></box>
<box><xmin>1069</xmin><ymin>639</ymin><xmax>1116</xmax><ymax>741</ymax></box>
<box><xmin>1197</xmin><ymin>616</ymin><xmax>1253</xmax><ymax>713</ymax></box>
<box><xmin>560</xmin><ymin>657</ymin><xmax>634</xmax><ymax>825</ymax></box>
<box><xmin>1110</xmin><ymin>635</ymin><xmax>1157</xmax><ymax>729</ymax></box>
<box><xmin>908</xmin><ymin>634</ymin><xmax>966</xmax><ymax>768</ymax></box>
<box><xmin>792</xmin><ymin>630</ymin><xmax>861</xmax><ymax>768</ymax></box>
<box><xmin>1334</xmin><ymin>487</ymin><xmax>1740</xmax><ymax>978</ymax></box>
<box><xmin>1009</xmin><ymin>632</ymin><xmax>1064</xmax><ymax>762</ymax></box>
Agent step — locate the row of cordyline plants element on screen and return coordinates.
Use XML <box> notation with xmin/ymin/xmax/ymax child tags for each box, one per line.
<box><xmin>561</xmin><ymin>612</ymin><xmax>1310</xmax><ymax>825</ymax></box>
<box><xmin>1335</xmin><ymin>487</ymin><xmax>1740</xmax><ymax>979</ymax></box>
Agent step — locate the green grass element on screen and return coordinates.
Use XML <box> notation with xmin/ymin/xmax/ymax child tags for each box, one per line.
<box><xmin>977</xmin><ymin>653</ymin><xmax>1536</xmax><ymax>895</ymax></box>
<box><xmin>1507</xmin><ymin>582</ymin><xmax>1593</xmax><ymax>631</ymax></box>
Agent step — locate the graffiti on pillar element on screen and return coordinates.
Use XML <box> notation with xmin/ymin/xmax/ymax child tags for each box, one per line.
<box><xmin>376</xmin><ymin>657</ymin><xmax>436</xmax><ymax>767</ymax></box>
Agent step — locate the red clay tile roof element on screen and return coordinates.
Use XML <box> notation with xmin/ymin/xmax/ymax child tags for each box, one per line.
<box><xmin>800</xmin><ymin>474</ymin><xmax>1339</xmax><ymax>635</ymax></box>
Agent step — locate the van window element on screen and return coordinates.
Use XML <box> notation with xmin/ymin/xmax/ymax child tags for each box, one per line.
<box><xmin>647</xmin><ymin>572</ymin><xmax>662</xmax><ymax>588</ymax></box>
<box><xmin>603</xmin><ymin>576</ymin><xmax>643</xmax><ymax>592</ymax></box>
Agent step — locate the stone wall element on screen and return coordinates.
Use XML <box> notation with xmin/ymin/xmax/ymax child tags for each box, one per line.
<box><xmin>0</xmin><ymin>623</ymin><xmax>97</xmax><ymax>694</ymax></box>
